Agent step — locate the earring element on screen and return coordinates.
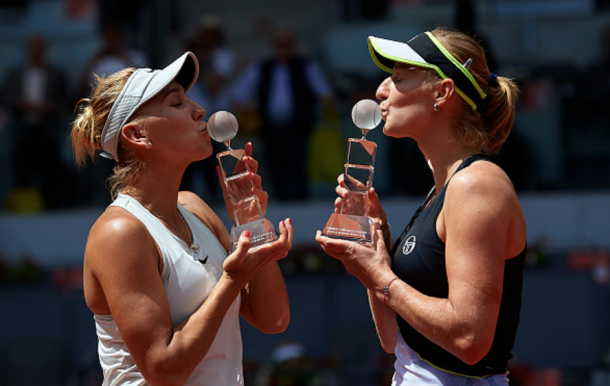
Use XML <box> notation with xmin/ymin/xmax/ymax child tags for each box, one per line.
<box><xmin>147</xmin><ymin>141</ymin><xmax>152</xmax><ymax>147</ymax></box>
<box><xmin>434</xmin><ymin>103</ymin><xmax>439</xmax><ymax>112</ymax></box>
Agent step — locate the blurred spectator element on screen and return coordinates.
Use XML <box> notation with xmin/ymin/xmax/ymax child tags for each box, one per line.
<box><xmin>187</xmin><ymin>14</ymin><xmax>235</xmax><ymax>114</ymax></box>
<box><xmin>181</xmin><ymin>15</ymin><xmax>236</xmax><ymax>202</ymax></box>
<box><xmin>231</xmin><ymin>29</ymin><xmax>333</xmax><ymax>201</ymax></box>
<box><xmin>79</xmin><ymin>24</ymin><xmax>148</xmax><ymax>96</ymax></box>
<box><xmin>1</xmin><ymin>34</ymin><xmax>69</xmax><ymax>210</ymax></box>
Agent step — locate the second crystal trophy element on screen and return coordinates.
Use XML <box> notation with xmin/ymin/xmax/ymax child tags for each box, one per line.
<box><xmin>322</xmin><ymin>99</ymin><xmax>382</xmax><ymax>244</ymax></box>
<box><xmin>207</xmin><ymin>111</ymin><xmax>278</xmax><ymax>251</ymax></box>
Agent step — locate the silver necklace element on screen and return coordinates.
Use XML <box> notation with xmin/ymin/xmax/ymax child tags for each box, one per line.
<box><xmin>176</xmin><ymin>209</ymin><xmax>199</xmax><ymax>254</ymax></box>
<box><xmin>121</xmin><ymin>192</ymin><xmax>199</xmax><ymax>254</ymax></box>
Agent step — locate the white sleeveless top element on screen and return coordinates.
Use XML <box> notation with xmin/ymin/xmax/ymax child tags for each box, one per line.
<box><xmin>94</xmin><ymin>193</ymin><xmax>243</xmax><ymax>386</ymax></box>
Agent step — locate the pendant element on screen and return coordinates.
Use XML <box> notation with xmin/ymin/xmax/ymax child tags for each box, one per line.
<box><xmin>190</xmin><ymin>243</ymin><xmax>199</xmax><ymax>254</ymax></box>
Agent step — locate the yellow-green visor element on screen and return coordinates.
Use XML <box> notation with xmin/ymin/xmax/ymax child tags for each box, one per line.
<box><xmin>368</xmin><ymin>32</ymin><xmax>486</xmax><ymax>110</ymax></box>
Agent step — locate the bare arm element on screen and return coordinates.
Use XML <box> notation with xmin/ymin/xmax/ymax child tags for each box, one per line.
<box><xmin>318</xmin><ymin>163</ymin><xmax>525</xmax><ymax>364</ymax></box>
<box><xmin>238</xmin><ymin>221</ymin><xmax>292</xmax><ymax>334</ymax></box>
<box><xmin>333</xmin><ymin>175</ymin><xmax>396</xmax><ymax>350</ymax></box>
<box><xmin>383</xmin><ymin>165</ymin><xmax>522</xmax><ymax>364</ymax></box>
<box><xmin>181</xmin><ymin>148</ymin><xmax>292</xmax><ymax>335</ymax></box>
<box><xmin>214</xmin><ymin>143</ymin><xmax>292</xmax><ymax>333</ymax></box>
<box><xmin>368</xmin><ymin>287</ymin><xmax>398</xmax><ymax>353</ymax></box>
<box><xmin>182</xmin><ymin>192</ymin><xmax>292</xmax><ymax>334</ymax></box>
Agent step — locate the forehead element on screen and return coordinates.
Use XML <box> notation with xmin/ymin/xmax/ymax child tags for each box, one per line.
<box><xmin>148</xmin><ymin>81</ymin><xmax>184</xmax><ymax>102</ymax></box>
<box><xmin>135</xmin><ymin>81</ymin><xmax>184</xmax><ymax>114</ymax></box>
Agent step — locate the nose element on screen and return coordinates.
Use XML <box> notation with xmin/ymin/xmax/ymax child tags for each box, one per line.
<box><xmin>192</xmin><ymin>102</ymin><xmax>206</xmax><ymax>121</ymax></box>
<box><xmin>376</xmin><ymin>77</ymin><xmax>391</xmax><ymax>101</ymax></box>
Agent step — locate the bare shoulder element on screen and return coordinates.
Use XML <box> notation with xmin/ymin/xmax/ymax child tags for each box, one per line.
<box><xmin>84</xmin><ymin>206</ymin><xmax>159</xmax><ymax>314</ymax></box>
<box><xmin>443</xmin><ymin>159</ymin><xmax>526</xmax><ymax>257</ymax></box>
<box><xmin>446</xmin><ymin>160</ymin><xmax>518</xmax><ymax>206</ymax></box>
<box><xmin>178</xmin><ymin>191</ymin><xmax>230</xmax><ymax>250</ymax></box>
<box><xmin>87</xmin><ymin>207</ymin><xmax>158</xmax><ymax>269</ymax></box>
<box><xmin>90</xmin><ymin>207</ymin><xmax>151</xmax><ymax>245</ymax></box>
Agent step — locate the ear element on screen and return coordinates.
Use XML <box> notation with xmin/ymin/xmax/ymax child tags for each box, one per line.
<box><xmin>434</xmin><ymin>78</ymin><xmax>455</xmax><ymax>109</ymax></box>
<box><xmin>121</xmin><ymin>122</ymin><xmax>149</xmax><ymax>150</ymax></box>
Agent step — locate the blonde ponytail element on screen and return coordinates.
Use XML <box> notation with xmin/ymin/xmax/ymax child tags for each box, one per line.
<box><xmin>70</xmin><ymin>68</ymin><xmax>146</xmax><ymax>199</ymax></box>
<box><xmin>480</xmin><ymin>76</ymin><xmax>519</xmax><ymax>153</ymax></box>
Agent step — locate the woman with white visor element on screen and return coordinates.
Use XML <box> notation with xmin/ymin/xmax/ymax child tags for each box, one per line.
<box><xmin>72</xmin><ymin>52</ymin><xmax>293</xmax><ymax>385</ymax></box>
<box><xmin>317</xmin><ymin>27</ymin><xmax>525</xmax><ymax>385</ymax></box>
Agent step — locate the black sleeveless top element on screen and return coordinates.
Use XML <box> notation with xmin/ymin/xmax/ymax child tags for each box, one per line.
<box><xmin>390</xmin><ymin>155</ymin><xmax>526</xmax><ymax>377</ymax></box>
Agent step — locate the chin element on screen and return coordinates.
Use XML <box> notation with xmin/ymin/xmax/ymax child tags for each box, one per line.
<box><xmin>199</xmin><ymin>147</ymin><xmax>213</xmax><ymax>160</ymax></box>
<box><xmin>383</xmin><ymin>123</ymin><xmax>410</xmax><ymax>139</ymax></box>
<box><xmin>382</xmin><ymin>125</ymin><xmax>399</xmax><ymax>138</ymax></box>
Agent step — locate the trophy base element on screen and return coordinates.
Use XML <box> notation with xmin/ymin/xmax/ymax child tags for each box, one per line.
<box><xmin>322</xmin><ymin>213</ymin><xmax>375</xmax><ymax>244</ymax></box>
<box><xmin>230</xmin><ymin>218</ymin><xmax>278</xmax><ymax>252</ymax></box>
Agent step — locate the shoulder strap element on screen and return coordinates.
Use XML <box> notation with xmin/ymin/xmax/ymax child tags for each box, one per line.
<box><xmin>454</xmin><ymin>154</ymin><xmax>490</xmax><ymax>174</ymax></box>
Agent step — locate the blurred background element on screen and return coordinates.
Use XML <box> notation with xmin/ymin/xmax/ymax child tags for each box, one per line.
<box><xmin>1</xmin><ymin>0</ymin><xmax>610</xmax><ymax>385</ymax></box>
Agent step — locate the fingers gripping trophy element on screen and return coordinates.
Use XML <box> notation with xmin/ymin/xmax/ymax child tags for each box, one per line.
<box><xmin>207</xmin><ymin>111</ymin><xmax>278</xmax><ymax>251</ymax></box>
<box><xmin>323</xmin><ymin>99</ymin><xmax>382</xmax><ymax>244</ymax></box>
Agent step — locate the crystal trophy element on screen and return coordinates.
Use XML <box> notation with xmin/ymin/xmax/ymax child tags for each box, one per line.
<box><xmin>207</xmin><ymin>111</ymin><xmax>278</xmax><ymax>251</ymax></box>
<box><xmin>322</xmin><ymin>99</ymin><xmax>382</xmax><ymax>244</ymax></box>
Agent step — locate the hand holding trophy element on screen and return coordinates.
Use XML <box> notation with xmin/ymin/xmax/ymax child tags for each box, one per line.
<box><xmin>207</xmin><ymin>111</ymin><xmax>278</xmax><ymax>251</ymax></box>
<box><xmin>322</xmin><ymin>99</ymin><xmax>382</xmax><ymax>244</ymax></box>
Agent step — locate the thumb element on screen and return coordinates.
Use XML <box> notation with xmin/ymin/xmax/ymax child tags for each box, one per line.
<box><xmin>231</xmin><ymin>230</ymin><xmax>251</xmax><ymax>261</ymax></box>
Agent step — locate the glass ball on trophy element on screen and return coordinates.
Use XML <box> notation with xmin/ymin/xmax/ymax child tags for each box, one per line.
<box><xmin>322</xmin><ymin>99</ymin><xmax>382</xmax><ymax>244</ymax></box>
<box><xmin>207</xmin><ymin>111</ymin><xmax>278</xmax><ymax>251</ymax></box>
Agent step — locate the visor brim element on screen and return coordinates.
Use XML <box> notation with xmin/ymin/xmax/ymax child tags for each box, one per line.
<box><xmin>368</xmin><ymin>36</ymin><xmax>436</xmax><ymax>74</ymax></box>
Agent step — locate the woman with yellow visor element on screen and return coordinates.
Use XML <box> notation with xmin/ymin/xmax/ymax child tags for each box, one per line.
<box><xmin>317</xmin><ymin>27</ymin><xmax>525</xmax><ymax>385</ymax></box>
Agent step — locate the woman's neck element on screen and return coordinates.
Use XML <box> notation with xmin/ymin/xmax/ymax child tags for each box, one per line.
<box><xmin>415</xmin><ymin>127</ymin><xmax>477</xmax><ymax>194</ymax></box>
<box><xmin>121</xmin><ymin>164</ymin><xmax>184</xmax><ymax>219</ymax></box>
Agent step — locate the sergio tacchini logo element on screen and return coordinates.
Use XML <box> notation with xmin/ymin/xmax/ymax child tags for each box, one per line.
<box><xmin>403</xmin><ymin>235</ymin><xmax>416</xmax><ymax>255</ymax></box>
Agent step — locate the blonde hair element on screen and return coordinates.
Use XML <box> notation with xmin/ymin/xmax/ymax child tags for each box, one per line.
<box><xmin>429</xmin><ymin>27</ymin><xmax>519</xmax><ymax>154</ymax></box>
<box><xmin>71</xmin><ymin>68</ymin><xmax>147</xmax><ymax>199</ymax></box>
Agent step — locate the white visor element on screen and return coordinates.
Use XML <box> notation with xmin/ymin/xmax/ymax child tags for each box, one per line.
<box><xmin>368</xmin><ymin>36</ymin><xmax>429</xmax><ymax>73</ymax></box>
<box><xmin>99</xmin><ymin>52</ymin><xmax>199</xmax><ymax>162</ymax></box>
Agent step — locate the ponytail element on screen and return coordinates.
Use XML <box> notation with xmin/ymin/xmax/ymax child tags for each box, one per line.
<box><xmin>430</xmin><ymin>27</ymin><xmax>519</xmax><ymax>154</ymax></box>
<box><xmin>70</xmin><ymin>68</ymin><xmax>146</xmax><ymax>199</ymax></box>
